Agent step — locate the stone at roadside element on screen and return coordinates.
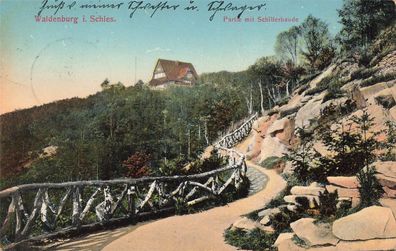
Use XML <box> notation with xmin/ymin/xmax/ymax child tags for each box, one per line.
<box><xmin>273</xmin><ymin>232</ymin><xmax>294</xmax><ymax>248</ymax></box>
<box><xmin>326</xmin><ymin>185</ymin><xmax>360</xmax><ymax>198</ymax></box>
<box><xmin>327</xmin><ymin>176</ymin><xmax>359</xmax><ymax>189</ymax></box>
<box><xmin>332</xmin><ymin>206</ymin><xmax>396</xmax><ymax>240</ymax></box>
<box><xmin>257</xmin><ymin>207</ymin><xmax>280</xmax><ymax>218</ymax></box>
<box><xmin>290</xmin><ymin>185</ymin><xmax>325</xmax><ymax>196</ymax></box>
<box><xmin>375</xmin><ymin>174</ymin><xmax>396</xmax><ymax>189</ymax></box>
<box><xmin>230</xmin><ymin>217</ymin><xmax>261</xmax><ymax>231</ymax></box>
<box><xmin>291</xmin><ymin>218</ymin><xmax>339</xmax><ymax>246</ymax></box>
<box><xmin>259</xmin><ymin>215</ymin><xmax>271</xmax><ymax>226</ymax></box>
<box><xmin>373</xmin><ymin>161</ymin><xmax>396</xmax><ymax>179</ymax></box>
<box><xmin>284</xmin><ymin>195</ymin><xmax>319</xmax><ymax>208</ymax></box>
<box><xmin>277</xmin><ymin>236</ymin><xmax>305</xmax><ymax>251</ymax></box>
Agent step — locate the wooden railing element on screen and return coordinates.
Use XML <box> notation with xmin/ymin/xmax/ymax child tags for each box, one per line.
<box><xmin>0</xmin><ymin>114</ymin><xmax>258</xmax><ymax>247</ymax></box>
<box><xmin>216</xmin><ymin>112</ymin><xmax>258</xmax><ymax>148</ymax></box>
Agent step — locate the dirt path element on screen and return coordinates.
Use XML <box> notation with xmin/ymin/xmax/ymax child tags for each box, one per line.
<box><xmin>102</xmin><ymin>161</ymin><xmax>286</xmax><ymax>251</ymax></box>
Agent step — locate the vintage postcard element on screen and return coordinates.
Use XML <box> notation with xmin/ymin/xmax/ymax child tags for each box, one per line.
<box><xmin>0</xmin><ymin>0</ymin><xmax>395</xmax><ymax>250</ymax></box>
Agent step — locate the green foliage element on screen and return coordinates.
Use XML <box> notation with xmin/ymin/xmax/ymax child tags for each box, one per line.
<box><xmin>318</xmin><ymin>190</ymin><xmax>338</xmax><ymax>217</ymax></box>
<box><xmin>375</xmin><ymin>95</ymin><xmax>396</xmax><ymax>109</ymax></box>
<box><xmin>275</xmin><ymin>26</ymin><xmax>300</xmax><ymax>64</ymax></box>
<box><xmin>285</xmin><ymin>128</ymin><xmax>320</xmax><ymax>184</ymax></box>
<box><xmin>0</xmin><ymin>82</ymin><xmax>249</xmax><ymax>188</ymax></box>
<box><xmin>360</xmin><ymin>72</ymin><xmax>396</xmax><ymax>87</ymax></box>
<box><xmin>350</xmin><ymin>68</ymin><xmax>378</xmax><ymax>81</ymax></box>
<box><xmin>260</xmin><ymin>156</ymin><xmax>283</xmax><ymax>169</ymax></box>
<box><xmin>337</xmin><ymin>0</ymin><xmax>395</xmax><ymax>50</ymax></box>
<box><xmin>357</xmin><ymin>166</ymin><xmax>384</xmax><ymax>208</ymax></box>
<box><xmin>270</xmin><ymin>208</ymin><xmax>300</xmax><ymax>234</ymax></box>
<box><xmin>322</xmin><ymin>80</ymin><xmax>344</xmax><ymax>103</ymax></box>
<box><xmin>224</xmin><ymin>227</ymin><xmax>276</xmax><ymax>251</ymax></box>
<box><xmin>318</xmin><ymin>110</ymin><xmax>380</xmax><ymax>176</ymax></box>
<box><xmin>299</xmin><ymin>15</ymin><xmax>333</xmax><ymax>71</ymax></box>
<box><xmin>381</xmin><ymin>120</ymin><xmax>396</xmax><ymax>161</ymax></box>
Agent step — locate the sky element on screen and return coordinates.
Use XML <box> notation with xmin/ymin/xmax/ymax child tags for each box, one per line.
<box><xmin>0</xmin><ymin>0</ymin><xmax>344</xmax><ymax>114</ymax></box>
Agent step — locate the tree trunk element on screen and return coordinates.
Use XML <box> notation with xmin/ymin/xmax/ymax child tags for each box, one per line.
<box><xmin>258</xmin><ymin>81</ymin><xmax>265</xmax><ymax>115</ymax></box>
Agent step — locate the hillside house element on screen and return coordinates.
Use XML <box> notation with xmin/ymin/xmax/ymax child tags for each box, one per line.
<box><xmin>149</xmin><ymin>59</ymin><xmax>198</xmax><ymax>88</ymax></box>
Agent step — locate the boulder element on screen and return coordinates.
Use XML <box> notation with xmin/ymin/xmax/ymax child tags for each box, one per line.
<box><xmin>326</xmin><ymin>185</ymin><xmax>360</xmax><ymax>198</ymax></box>
<box><xmin>380</xmin><ymin>198</ymin><xmax>396</xmax><ymax>217</ymax></box>
<box><xmin>295</xmin><ymin>97</ymin><xmax>323</xmax><ymax>128</ymax></box>
<box><xmin>332</xmin><ymin>206</ymin><xmax>396</xmax><ymax>240</ymax></box>
<box><xmin>284</xmin><ymin>195</ymin><xmax>319</xmax><ymax>208</ymax></box>
<box><xmin>375</xmin><ymin>174</ymin><xmax>396</xmax><ymax>189</ymax></box>
<box><xmin>230</xmin><ymin>217</ymin><xmax>261</xmax><ymax>231</ymax></box>
<box><xmin>258</xmin><ymin>136</ymin><xmax>288</xmax><ymax>162</ymax></box>
<box><xmin>274</xmin><ymin>118</ymin><xmax>295</xmax><ymax>145</ymax></box>
<box><xmin>383</xmin><ymin>186</ymin><xmax>396</xmax><ymax>198</ymax></box>
<box><xmin>259</xmin><ymin>215</ymin><xmax>270</xmax><ymax>226</ymax></box>
<box><xmin>327</xmin><ymin>176</ymin><xmax>359</xmax><ymax>189</ymax></box>
<box><xmin>290</xmin><ymin>186</ymin><xmax>325</xmax><ymax>196</ymax></box>
<box><xmin>291</xmin><ymin>218</ymin><xmax>339</xmax><ymax>246</ymax></box>
<box><xmin>372</xmin><ymin>161</ymin><xmax>396</xmax><ymax>179</ymax></box>
<box><xmin>276</xmin><ymin>235</ymin><xmax>305</xmax><ymax>251</ymax></box>
<box><xmin>267</xmin><ymin>117</ymin><xmax>289</xmax><ymax>135</ymax></box>
<box><xmin>273</xmin><ymin>232</ymin><xmax>294</xmax><ymax>248</ymax></box>
<box><xmin>258</xmin><ymin>207</ymin><xmax>280</xmax><ymax>218</ymax></box>
<box><xmin>336</xmin><ymin>238</ymin><xmax>396</xmax><ymax>251</ymax></box>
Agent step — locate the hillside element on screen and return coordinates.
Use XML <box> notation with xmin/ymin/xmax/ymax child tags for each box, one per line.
<box><xmin>225</xmin><ymin>27</ymin><xmax>396</xmax><ymax>250</ymax></box>
<box><xmin>0</xmin><ymin>83</ymin><xmax>249</xmax><ymax>188</ymax></box>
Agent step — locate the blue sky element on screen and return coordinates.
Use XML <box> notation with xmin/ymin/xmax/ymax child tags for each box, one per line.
<box><xmin>0</xmin><ymin>0</ymin><xmax>344</xmax><ymax>114</ymax></box>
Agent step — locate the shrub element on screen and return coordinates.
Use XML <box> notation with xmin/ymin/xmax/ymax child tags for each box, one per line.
<box><xmin>361</xmin><ymin>72</ymin><xmax>396</xmax><ymax>87</ymax></box>
<box><xmin>260</xmin><ymin>156</ymin><xmax>284</xmax><ymax>169</ymax></box>
<box><xmin>224</xmin><ymin>227</ymin><xmax>276</xmax><ymax>251</ymax></box>
<box><xmin>322</xmin><ymin>80</ymin><xmax>344</xmax><ymax>103</ymax></box>
<box><xmin>357</xmin><ymin>166</ymin><xmax>384</xmax><ymax>208</ymax></box>
<box><xmin>317</xmin><ymin>110</ymin><xmax>380</xmax><ymax>176</ymax></box>
<box><xmin>270</xmin><ymin>208</ymin><xmax>300</xmax><ymax>234</ymax></box>
<box><xmin>122</xmin><ymin>152</ymin><xmax>151</xmax><ymax>178</ymax></box>
<box><xmin>381</xmin><ymin>120</ymin><xmax>396</xmax><ymax>161</ymax></box>
<box><xmin>375</xmin><ymin>95</ymin><xmax>396</xmax><ymax>109</ymax></box>
<box><xmin>318</xmin><ymin>190</ymin><xmax>338</xmax><ymax>217</ymax></box>
<box><xmin>350</xmin><ymin>68</ymin><xmax>377</xmax><ymax>81</ymax></box>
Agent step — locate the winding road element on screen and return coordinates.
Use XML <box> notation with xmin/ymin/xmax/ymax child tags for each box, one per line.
<box><xmin>49</xmin><ymin>160</ymin><xmax>286</xmax><ymax>251</ymax></box>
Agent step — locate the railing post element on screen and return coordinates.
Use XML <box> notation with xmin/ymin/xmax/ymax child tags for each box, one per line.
<box><xmin>127</xmin><ymin>186</ymin><xmax>136</xmax><ymax>216</ymax></box>
<box><xmin>72</xmin><ymin>186</ymin><xmax>81</xmax><ymax>228</ymax></box>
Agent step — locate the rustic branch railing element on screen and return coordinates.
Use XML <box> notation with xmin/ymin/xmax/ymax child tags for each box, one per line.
<box><xmin>0</xmin><ymin>113</ymin><xmax>258</xmax><ymax>247</ymax></box>
<box><xmin>216</xmin><ymin>112</ymin><xmax>258</xmax><ymax>148</ymax></box>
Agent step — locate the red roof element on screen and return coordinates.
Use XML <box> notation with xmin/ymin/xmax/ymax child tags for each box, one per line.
<box><xmin>149</xmin><ymin>59</ymin><xmax>198</xmax><ymax>86</ymax></box>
